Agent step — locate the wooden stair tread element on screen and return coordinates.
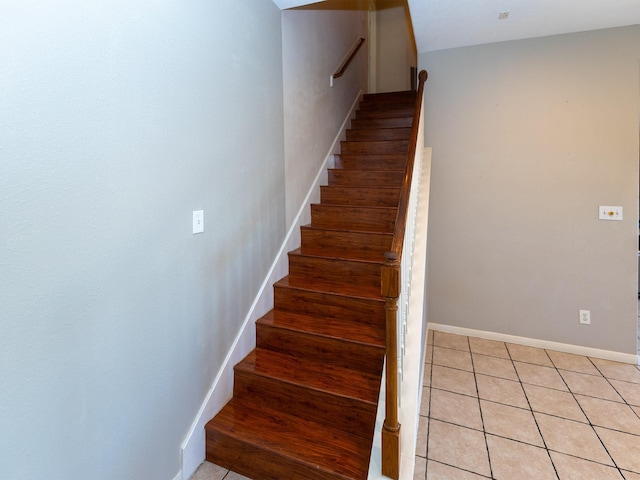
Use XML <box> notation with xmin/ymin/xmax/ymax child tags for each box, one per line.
<box><xmin>259</xmin><ymin>309</ymin><xmax>385</xmax><ymax>348</ymax></box>
<box><xmin>275</xmin><ymin>275</ymin><xmax>381</xmax><ymax>301</ymax></box>
<box><xmin>237</xmin><ymin>348</ymin><xmax>380</xmax><ymax>404</ymax></box>
<box><xmin>206</xmin><ymin>399</ymin><xmax>371</xmax><ymax>480</ymax></box>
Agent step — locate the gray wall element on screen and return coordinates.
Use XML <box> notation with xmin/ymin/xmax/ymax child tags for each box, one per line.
<box><xmin>420</xmin><ymin>26</ymin><xmax>640</xmax><ymax>354</ymax></box>
<box><xmin>283</xmin><ymin>1</ymin><xmax>369</xmax><ymax>225</ymax></box>
<box><xmin>0</xmin><ymin>1</ymin><xmax>284</xmax><ymax>479</ymax></box>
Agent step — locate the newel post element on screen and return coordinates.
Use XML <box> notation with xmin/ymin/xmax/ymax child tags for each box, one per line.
<box><xmin>381</xmin><ymin>251</ymin><xmax>401</xmax><ymax>479</ymax></box>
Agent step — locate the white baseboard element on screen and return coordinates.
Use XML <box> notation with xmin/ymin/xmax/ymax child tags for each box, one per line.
<box><xmin>428</xmin><ymin>322</ymin><xmax>640</xmax><ymax>365</ymax></box>
<box><xmin>179</xmin><ymin>89</ymin><xmax>364</xmax><ymax>480</ymax></box>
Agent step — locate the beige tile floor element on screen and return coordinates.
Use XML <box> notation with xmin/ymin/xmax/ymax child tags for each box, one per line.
<box><xmin>193</xmin><ymin>327</ymin><xmax>640</xmax><ymax>480</ymax></box>
<box><xmin>414</xmin><ymin>331</ymin><xmax>640</xmax><ymax>480</ymax></box>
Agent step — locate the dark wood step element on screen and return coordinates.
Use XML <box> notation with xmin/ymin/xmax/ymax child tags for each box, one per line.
<box><xmin>274</xmin><ymin>276</ymin><xmax>385</xmax><ymax>324</ymax></box>
<box><xmin>311</xmin><ymin>204</ymin><xmax>397</xmax><ymax>233</ymax></box>
<box><xmin>362</xmin><ymin>91</ymin><xmax>416</xmax><ymax>105</ymax></box>
<box><xmin>346</xmin><ymin>127</ymin><xmax>411</xmax><ymax>142</ymax></box>
<box><xmin>256</xmin><ymin>309</ymin><xmax>384</xmax><ymax>372</ymax></box>
<box><xmin>355</xmin><ymin>106</ymin><xmax>414</xmax><ymax>120</ymax></box>
<box><xmin>334</xmin><ymin>154</ymin><xmax>407</xmax><ymax>170</ymax></box>
<box><xmin>328</xmin><ymin>168</ymin><xmax>405</xmax><ymax>187</ymax></box>
<box><xmin>233</xmin><ymin>348</ymin><xmax>379</xmax><ymax>436</ymax></box>
<box><xmin>206</xmin><ymin>399</ymin><xmax>371</xmax><ymax>480</ymax></box>
<box><xmin>350</xmin><ymin>117</ymin><xmax>414</xmax><ymax>129</ymax></box>
<box><xmin>288</xmin><ymin>248</ymin><xmax>382</xmax><ymax>290</ymax></box>
<box><xmin>340</xmin><ymin>139</ymin><xmax>409</xmax><ymax>155</ymax></box>
<box><xmin>300</xmin><ymin>225</ymin><xmax>392</xmax><ymax>262</ymax></box>
<box><xmin>320</xmin><ymin>185</ymin><xmax>401</xmax><ymax>207</ymax></box>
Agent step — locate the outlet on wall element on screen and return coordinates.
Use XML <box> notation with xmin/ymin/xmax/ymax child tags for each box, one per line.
<box><xmin>579</xmin><ymin>309</ymin><xmax>591</xmax><ymax>325</ymax></box>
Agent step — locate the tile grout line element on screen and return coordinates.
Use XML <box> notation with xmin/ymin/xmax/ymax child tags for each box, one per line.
<box><xmin>468</xmin><ymin>336</ymin><xmax>495</xmax><ymax>480</ymax></box>
<box><xmin>547</xmin><ymin>350</ymin><xmax>623</xmax><ymax>477</ymax></box>
<box><xmin>506</xmin><ymin>344</ymin><xmax>561</xmax><ymax>480</ymax></box>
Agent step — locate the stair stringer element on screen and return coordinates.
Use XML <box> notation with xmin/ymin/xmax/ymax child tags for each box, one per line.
<box><xmin>179</xmin><ymin>89</ymin><xmax>364</xmax><ymax>480</ymax></box>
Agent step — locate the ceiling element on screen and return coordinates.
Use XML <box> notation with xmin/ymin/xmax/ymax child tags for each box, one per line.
<box><xmin>273</xmin><ymin>0</ymin><xmax>640</xmax><ymax>53</ymax></box>
<box><xmin>408</xmin><ymin>0</ymin><xmax>640</xmax><ymax>52</ymax></box>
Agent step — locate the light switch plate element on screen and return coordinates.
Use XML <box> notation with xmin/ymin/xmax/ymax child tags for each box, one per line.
<box><xmin>598</xmin><ymin>206</ymin><xmax>623</xmax><ymax>221</ymax></box>
<box><xmin>193</xmin><ymin>210</ymin><xmax>204</xmax><ymax>234</ymax></box>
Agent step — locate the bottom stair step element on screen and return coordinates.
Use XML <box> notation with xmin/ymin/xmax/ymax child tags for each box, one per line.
<box><xmin>206</xmin><ymin>399</ymin><xmax>372</xmax><ymax>480</ymax></box>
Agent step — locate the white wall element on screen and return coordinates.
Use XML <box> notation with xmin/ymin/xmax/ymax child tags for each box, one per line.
<box><xmin>420</xmin><ymin>26</ymin><xmax>640</xmax><ymax>355</ymax></box>
<box><xmin>375</xmin><ymin>0</ymin><xmax>417</xmax><ymax>93</ymax></box>
<box><xmin>0</xmin><ymin>1</ymin><xmax>284</xmax><ymax>479</ymax></box>
<box><xmin>282</xmin><ymin>1</ymin><xmax>369</xmax><ymax>225</ymax></box>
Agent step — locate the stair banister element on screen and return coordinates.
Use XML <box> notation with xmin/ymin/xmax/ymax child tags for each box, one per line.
<box><xmin>330</xmin><ymin>37</ymin><xmax>365</xmax><ymax>87</ymax></box>
<box><xmin>381</xmin><ymin>69</ymin><xmax>428</xmax><ymax>480</ymax></box>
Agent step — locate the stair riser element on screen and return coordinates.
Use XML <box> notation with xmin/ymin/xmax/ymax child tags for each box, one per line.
<box><xmin>350</xmin><ymin>117</ymin><xmax>413</xmax><ymax>129</ymax></box>
<box><xmin>233</xmin><ymin>371</ymin><xmax>378</xmax><ymax>438</ymax></box>
<box><xmin>274</xmin><ymin>284</ymin><xmax>385</xmax><ymax>325</ymax></box>
<box><xmin>206</xmin><ymin>433</ymin><xmax>355</xmax><ymax>480</ymax></box>
<box><xmin>340</xmin><ymin>140</ymin><xmax>409</xmax><ymax>155</ymax></box>
<box><xmin>362</xmin><ymin>92</ymin><xmax>416</xmax><ymax>104</ymax></box>
<box><xmin>346</xmin><ymin>127</ymin><xmax>411</xmax><ymax>141</ymax></box>
<box><xmin>288</xmin><ymin>253</ymin><xmax>381</xmax><ymax>290</ymax></box>
<box><xmin>334</xmin><ymin>154</ymin><xmax>407</xmax><ymax>170</ymax></box>
<box><xmin>300</xmin><ymin>228</ymin><xmax>392</xmax><ymax>260</ymax></box>
<box><xmin>328</xmin><ymin>169</ymin><xmax>405</xmax><ymax>187</ymax></box>
<box><xmin>311</xmin><ymin>204</ymin><xmax>397</xmax><ymax>233</ymax></box>
<box><xmin>256</xmin><ymin>323</ymin><xmax>384</xmax><ymax>372</ymax></box>
<box><xmin>320</xmin><ymin>186</ymin><xmax>401</xmax><ymax>207</ymax></box>
<box><xmin>355</xmin><ymin>108</ymin><xmax>414</xmax><ymax>119</ymax></box>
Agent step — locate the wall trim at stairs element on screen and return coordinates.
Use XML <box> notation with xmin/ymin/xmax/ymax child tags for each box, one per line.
<box><xmin>179</xmin><ymin>89</ymin><xmax>364</xmax><ymax>480</ymax></box>
<box><xmin>428</xmin><ymin>323</ymin><xmax>640</xmax><ymax>366</ymax></box>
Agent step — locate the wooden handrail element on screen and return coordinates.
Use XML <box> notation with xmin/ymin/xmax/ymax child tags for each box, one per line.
<box><xmin>381</xmin><ymin>69</ymin><xmax>428</xmax><ymax>480</ymax></box>
<box><xmin>330</xmin><ymin>37</ymin><xmax>365</xmax><ymax>86</ymax></box>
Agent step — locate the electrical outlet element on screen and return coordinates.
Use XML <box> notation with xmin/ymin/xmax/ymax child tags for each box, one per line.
<box><xmin>579</xmin><ymin>310</ymin><xmax>591</xmax><ymax>325</ymax></box>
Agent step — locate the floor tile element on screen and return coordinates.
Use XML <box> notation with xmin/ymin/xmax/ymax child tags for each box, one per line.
<box><xmin>433</xmin><ymin>331</ymin><xmax>469</xmax><ymax>352</ymax></box>
<box><xmin>486</xmin><ymin>434</ymin><xmax>556</xmax><ymax>480</ymax></box>
<box><xmin>549</xmin><ymin>451</ymin><xmax>624</xmax><ymax>480</ymax></box>
<box><xmin>414</xmin><ymin>455</ymin><xmax>426</xmax><ymax>479</ymax></box>
<box><xmin>522</xmin><ymin>383</ymin><xmax>587</xmax><ymax>423</ymax></box>
<box><xmin>559</xmin><ymin>370</ymin><xmax>623</xmax><ymax>402</ymax></box>
<box><xmin>590</xmin><ymin>358</ymin><xmax>640</xmax><ymax>384</ymax></box>
<box><xmin>424</xmin><ymin>363</ymin><xmax>432</xmax><ymax>387</ymax></box>
<box><xmin>427</xmin><ymin>420</ymin><xmax>491</xmax><ymax>477</ymax></box>
<box><xmin>621</xmin><ymin>470</ymin><xmax>640</xmax><ymax>480</ymax></box>
<box><xmin>547</xmin><ymin>350</ymin><xmax>601</xmax><ymax>375</ymax></box>
<box><xmin>427</xmin><ymin>329</ymin><xmax>434</xmax><ymax>345</ymax></box>
<box><xmin>433</xmin><ymin>346</ymin><xmax>473</xmax><ymax>371</ymax></box>
<box><xmin>420</xmin><ymin>386</ymin><xmax>430</xmax><ymax>416</ymax></box>
<box><xmin>425</xmin><ymin>342</ymin><xmax>434</xmax><ymax>364</ymax></box>
<box><xmin>609</xmin><ymin>379</ymin><xmax>640</xmax><ymax>406</ymax></box>
<box><xmin>431</xmin><ymin>365</ymin><xmax>477</xmax><ymax>397</ymax></box>
<box><xmin>416</xmin><ymin>415</ymin><xmax>429</xmax><ymax>457</ymax></box>
<box><xmin>425</xmin><ymin>460</ymin><xmax>490</xmax><ymax>479</ymax></box>
<box><xmin>225</xmin><ymin>472</ymin><xmax>252</xmax><ymax>480</ymax></box>
<box><xmin>575</xmin><ymin>395</ymin><xmax>640</xmax><ymax>435</ymax></box>
<box><xmin>191</xmin><ymin>462</ymin><xmax>228</xmax><ymax>480</ymax></box>
<box><xmin>506</xmin><ymin>343</ymin><xmax>553</xmax><ymax>366</ymax></box>
<box><xmin>480</xmin><ymin>400</ymin><xmax>543</xmax><ymax>446</ymax></box>
<box><xmin>514</xmin><ymin>361</ymin><xmax>568</xmax><ymax>390</ymax></box>
<box><xmin>595</xmin><ymin>427</ymin><xmax>640</xmax><ymax>473</ymax></box>
<box><xmin>534</xmin><ymin>413</ymin><xmax>614</xmax><ymax>465</ymax></box>
<box><xmin>475</xmin><ymin>374</ymin><xmax>528</xmax><ymax>408</ymax></box>
<box><xmin>430</xmin><ymin>389</ymin><xmax>483</xmax><ymax>430</ymax></box>
<box><xmin>472</xmin><ymin>353</ymin><xmax>518</xmax><ymax>380</ymax></box>
<box><xmin>468</xmin><ymin>337</ymin><xmax>510</xmax><ymax>358</ymax></box>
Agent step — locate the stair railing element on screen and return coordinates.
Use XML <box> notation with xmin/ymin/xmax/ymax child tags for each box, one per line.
<box><xmin>381</xmin><ymin>69</ymin><xmax>428</xmax><ymax>480</ymax></box>
<box><xmin>330</xmin><ymin>37</ymin><xmax>365</xmax><ymax>87</ymax></box>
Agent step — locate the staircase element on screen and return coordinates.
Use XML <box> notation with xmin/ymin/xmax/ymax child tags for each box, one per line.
<box><xmin>205</xmin><ymin>90</ymin><xmax>417</xmax><ymax>480</ymax></box>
